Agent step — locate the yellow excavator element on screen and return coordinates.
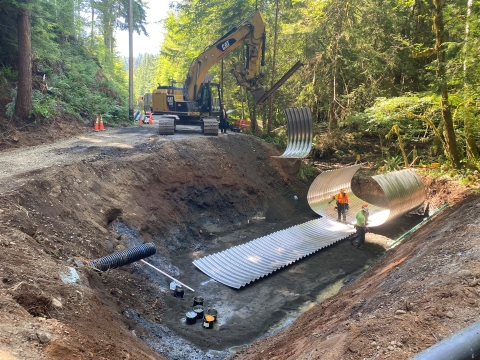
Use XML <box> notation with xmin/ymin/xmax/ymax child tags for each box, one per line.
<box><xmin>149</xmin><ymin>10</ymin><xmax>302</xmax><ymax>135</ymax></box>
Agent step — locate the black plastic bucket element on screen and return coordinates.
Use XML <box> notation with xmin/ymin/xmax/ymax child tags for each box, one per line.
<box><xmin>206</xmin><ymin>308</ymin><xmax>218</xmax><ymax>322</ymax></box>
<box><xmin>193</xmin><ymin>296</ymin><xmax>204</xmax><ymax>306</ymax></box>
<box><xmin>174</xmin><ymin>286</ymin><xmax>184</xmax><ymax>298</ymax></box>
<box><xmin>186</xmin><ymin>311</ymin><xmax>197</xmax><ymax>325</ymax></box>
<box><xmin>203</xmin><ymin>314</ymin><xmax>215</xmax><ymax>329</ymax></box>
<box><xmin>193</xmin><ymin>305</ymin><xmax>204</xmax><ymax>319</ymax></box>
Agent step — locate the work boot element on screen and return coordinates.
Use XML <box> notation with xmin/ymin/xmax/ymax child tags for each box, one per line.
<box><xmin>356</xmin><ymin>246</ymin><xmax>364</xmax><ymax>250</ymax></box>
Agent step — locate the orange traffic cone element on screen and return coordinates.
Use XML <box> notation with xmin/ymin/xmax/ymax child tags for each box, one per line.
<box><xmin>94</xmin><ymin>116</ymin><xmax>99</xmax><ymax>132</ymax></box>
<box><xmin>149</xmin><ymin>112</ymin><xmax>153</xmax><ymax>125</ymax></box>
<box><xmin>138</xmin><ymin>114</ymin><xmax>142</xmax><ymax>126</ymax></box>
<box><xmin>99</xmin><ymin>115</ymin><xmax>105</xmax><ymax>131</ymax></box>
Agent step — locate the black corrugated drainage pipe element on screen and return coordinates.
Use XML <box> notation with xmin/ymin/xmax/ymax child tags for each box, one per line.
<box><xmin>409</xmin><ymin>320</ymin><xmax>480</xmax><ymax>360</ymax></box>
<box><xmin>89</xmin><ymin>243</ymin><xmax>196</xmax><ymax>292</ymax></box>
<box><xmin>89</xmin><ymin>242</ymin><xmax>156</xmax><ymax>271</ymax></box>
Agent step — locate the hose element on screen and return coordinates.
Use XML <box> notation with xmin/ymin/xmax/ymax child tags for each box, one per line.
<box><xmin>89</xmin><ymin>242</ymin><xmax>156</xmax><ymax>271</ymax></box>
<box><xmin>409</xmin><ymin>320</ymin><xmax>480</xmax><ymax>360</ymax></box>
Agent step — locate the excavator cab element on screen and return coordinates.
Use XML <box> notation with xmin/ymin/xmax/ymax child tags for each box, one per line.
<box><xmin>196</xmin><ymin>82</ymin><xmax>221</xmax><ymax>117</ymax></box>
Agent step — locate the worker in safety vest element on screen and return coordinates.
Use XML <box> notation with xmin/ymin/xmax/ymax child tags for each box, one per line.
<box><xmin>353</xmin><ymin>203</ymin><xmax>369</xmax><ymax>250</ymax></box>
<box><xmin>219</xmin><ymin>103</ymin><xmax>228</xmax><ymax>134</ymax></box>
<box><xmin>329</xmin><ymin>188</ymin><xmax>349</xmax><ymax>222</ymax></box>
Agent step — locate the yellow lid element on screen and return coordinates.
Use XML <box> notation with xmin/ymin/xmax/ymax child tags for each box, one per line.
<box><xmin>205</xmin><ymin>314</ymin><xmax>214</xmax><ymax>322</ymax></box>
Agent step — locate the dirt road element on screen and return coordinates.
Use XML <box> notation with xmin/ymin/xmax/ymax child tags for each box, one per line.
<box><xmin>0</xmin><ymin>122</ymin><xmax>478</xmax><ymax>360</ymax></box>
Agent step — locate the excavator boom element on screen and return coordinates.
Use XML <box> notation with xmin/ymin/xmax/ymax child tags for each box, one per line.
<box><xmin>183</xmin><ymin>10</ymin><xmax>266</xmax><ymax>101</ymax></box>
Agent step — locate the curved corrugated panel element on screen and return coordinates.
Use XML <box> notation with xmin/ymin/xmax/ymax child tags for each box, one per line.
<box><xmin>307</xmin><ymin>164</ymin><xmax>389</xmax><ymax>227</ymax></box>
<box><xmin>273</xmin><ymin>108</ymin><xmax>313</xmax><ymax>158</ymax></box>
<box><xmin>193</xmin><ymin>217</ymin><xmax>355</xmax><ymax>288</ymax></box>
<box><xmin>372</xmin><ymin>169</ymin><xmax>425</xmax><ymax>222</ymax></box>
<box><xmin>193</xmin><ymin>165</ymin><xmax>426</xmax><ymax>288</ymax></box>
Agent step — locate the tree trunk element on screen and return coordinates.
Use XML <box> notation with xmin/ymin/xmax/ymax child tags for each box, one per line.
<box><xmin>328</xmin><ymin>1</ymin><xmax>348</xmax><ymax>132</ymax></box>
<box><xmin>91</xmin><ymin>2</ymin><xmax>95</xmax><ymax>44</ymax></box>
<box><xmin>463</xmin><ymin>0</ymin><xmax>478</xmax><ymax>160</ymax></box>
<box><xmin>15</xmin><ymin>1</ymin><xmax>33</xmax><ymax>120</ymax></box>
<box><xmin>432</xmin><ymin>0</ymin><xmax>461</xmax><ymax>168</ymax></box>
<box><xmin>267</xmin><ymin>0</ymin><xmax>280</xmax><ymax>134</ymax></box>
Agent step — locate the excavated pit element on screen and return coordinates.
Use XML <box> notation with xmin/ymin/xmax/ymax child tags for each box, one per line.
<box><xmin>0</xmin><ymin>132</ymin><xmax>426</xmax><ymax>359</ymax></box>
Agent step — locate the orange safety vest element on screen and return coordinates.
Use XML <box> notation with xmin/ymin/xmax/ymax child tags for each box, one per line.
<box><xmin>336</xmin><ymin>192</ymin><xmax>349</xmax><ymax>204</ymax></box>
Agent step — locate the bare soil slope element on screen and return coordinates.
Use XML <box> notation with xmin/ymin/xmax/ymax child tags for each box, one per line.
<box><xmin>230</xmin><ymin>180</ymin><xmax>480</xmax><ymax>360</ymax></box>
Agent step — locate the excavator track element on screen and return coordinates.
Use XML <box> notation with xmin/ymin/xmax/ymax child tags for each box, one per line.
<box><xmin>158</xmin><ymin>116</ymin><xmax>175</xmax><ymax>135</ymax></box>
<box><xmin>202</xmin><ymin>118</ymin><xmax>219</xmax><ymax>136</ymax></box>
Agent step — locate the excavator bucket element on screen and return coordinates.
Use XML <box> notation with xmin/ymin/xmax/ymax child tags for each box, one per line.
<box><xmin>255</xmin><ymin>61</ymin><xmax>304</xmax><ymax>106</ymax></box>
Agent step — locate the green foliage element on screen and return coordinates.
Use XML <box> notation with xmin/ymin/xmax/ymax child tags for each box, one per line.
<box><xmin>31</xmin><ymin>90</ymin><xmax>56</xmax><ymax>119</ymax></box>
<box><xmin>298</xmin><ymin>161</ymin><xmax>317</xmax><ymax>180</ymax></box>
<box><xmin>311</xmin><ymin>133</ymin><xmax>336</xmax><ymax>159</ymax></box>
<box><xmin>0</xmin><ymin>66</ymin><xmax>18</xmax><ymax>81</ymax></box>
<box><xmin>5</xmin><ymin>90</ymin><xmax>16</xmax><ymax>118</ymax></box>
<box><xmin>380</xmin><ymin>155</ymin><xmax>403</xmax><ymax>172</ymax></box>
<box><xmin>134</xmin><ymin>53</ymin><xmax>158</xmax><ymax>100</ymax></box>
<box><xmin>258</xmin><ymin>128</ymin><xmax>288</xmax><ymax>150</ymax></box>
<box><xmin>360</xmin><ymin>94</ymin><xmax>441</xmax><ymax>137</ymax></box>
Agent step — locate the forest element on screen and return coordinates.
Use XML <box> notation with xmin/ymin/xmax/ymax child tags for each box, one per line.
<box><xmin>1</xmin><ymin>0</ymin><xmax>479</xmax><ymax>175</ymax></box>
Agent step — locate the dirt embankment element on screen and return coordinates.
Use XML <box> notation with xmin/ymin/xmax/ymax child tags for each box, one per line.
<box><xmin>0</xmin><ymin>132</ymin><xmax>313</xmax><ymax>359</ymax></box>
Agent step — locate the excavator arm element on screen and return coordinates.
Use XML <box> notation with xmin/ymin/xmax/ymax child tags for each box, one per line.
<box><xmin>183</xmin><ymin>10</ymin><xmax>267</xmax><ymax>103</ymax></box>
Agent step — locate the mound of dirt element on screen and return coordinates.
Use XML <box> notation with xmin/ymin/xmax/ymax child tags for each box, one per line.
<box><xmin>0</xmin><ymin>114</ymin><xmax>91</xmax><ymax>151</ymax></box>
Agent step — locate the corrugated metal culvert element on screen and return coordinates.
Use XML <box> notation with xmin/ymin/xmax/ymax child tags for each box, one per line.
<box><xmin>193</xmin><ymin>165</ymin><xmax>425</xmax><ymax>288</ymax></box>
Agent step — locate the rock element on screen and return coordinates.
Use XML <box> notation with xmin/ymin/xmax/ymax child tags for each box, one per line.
<box><xmin>74</xmin><ymin>259</ymin><xmax>84</xmax><ymax>268</ymax></box>
<box><xmin>469</xmin><ymin>279</ymin><xmax>479</xmax><ymax>287</ymax></box>
<box><xmin>51</xmin><ymin>298</ymin><xmax>62</xmax><ymax>308</ymax></box>
<box><xmin>115</xmin><ymin>244</ymin><xmax>126</xmax><ymax>252</ymax></box>
<box><xmin>395</xmin><ymin>310</ymin><xmax>407</xmax><ymax>315</ymax></box>
<box><xmin>445</xmin><ymin>311</ymin><xmax>454</xmax><ymax>318</ymax></box>
<box><xmin>387</xmin><ymin>346</ymin><xmax>394</xmax><ymax>351</ymax></box>
<box><xmin>37</xmin><ymin>332</ymin><xmax>51</xmax><ymax>344</ymax></box>
<box><xmin>105</xmin><ymin>240</ymin><xmax>114</xmax><ymax>252</ymax></box>
<box><xmin>59</xmin><ymin>267</ymin><xmax>80</xmax><ymax>284</ymax></box>
<box><xmin>49</xmin><ymin>185</ymin><xmax>62</xmax><ymax>197</ymax></box>
<box><xmin>457</xmin><ymin>270</ymin><xmax>472</xmax><ymax>278</ymax></box>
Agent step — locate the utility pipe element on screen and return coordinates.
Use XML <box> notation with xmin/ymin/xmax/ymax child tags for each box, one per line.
<box><xmin>409</xmin><ymin>320</ymin><xmax>480</xmax><ymax>360</ymax></box>
<box><xmin>390</xmin><ymin>203</ymin><xmax>449</xmax><ymax>248</ymax></box>
<box><xmin>140</xmin><ymin>259</ymin><xmax>195</xmax><ymax>292</ymax></box>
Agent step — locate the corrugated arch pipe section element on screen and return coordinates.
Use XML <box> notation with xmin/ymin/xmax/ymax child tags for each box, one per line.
<box><xmin>272</xmin><ymin>107</ymin><xmax>313</xmax><ymax>158</ymax></box>
<box><xmin>307</xmin><ymin>165</ymin><xmax>426</xmax><ymax>227</ymax></box>
<box><xmin>193</xmin><ymin>165</ymin><xmax>426</xmax><ymax>289</ymax></box>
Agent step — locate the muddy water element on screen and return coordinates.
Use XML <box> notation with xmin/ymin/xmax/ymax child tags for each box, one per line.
<box><xmin>113</xmin><ymin>217</ymin><xmax>388</xmax><ymax>360</ymax></box>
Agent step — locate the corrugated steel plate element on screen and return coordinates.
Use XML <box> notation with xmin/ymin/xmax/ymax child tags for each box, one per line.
<box><xmin>193</xmin><ymin>217</ymin><xmax>354</xmax><ymax>289</ymax></box>
<box><xmin>273</xmin><ymin>108</ymin><xmax>313</xmax><ymax>158</ymax></box>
